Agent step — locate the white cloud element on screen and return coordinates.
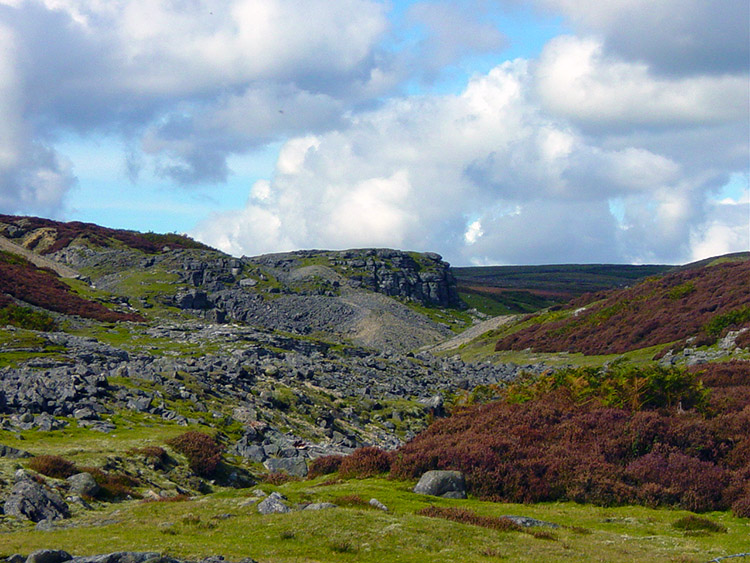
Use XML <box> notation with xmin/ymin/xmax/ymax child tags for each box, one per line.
<box><xmin>535</xmin><ymin>36</ymin><xmax>749</xmax><ymax>129</ymax></box>
<box><xmin>194</xmin><ymin>32</ymin><xmax>748</xmax><ymax>265</ymax></box>
<box><xmin>536</xmin><ymin>0</ymin><xmax>749</xmax><ymax>76</ymax></box>
<box><xmin>464</xmin><ymin>219</ymin><xmax>483</xmax><ymax>244</ymax></box>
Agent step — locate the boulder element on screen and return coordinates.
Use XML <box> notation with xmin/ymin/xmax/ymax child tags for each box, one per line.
<box><xmin>4</xmin><ymin>480</ymin><xmax>71</xmax><ymax>522</ymax></box>
<box><xmin>26</xmin><ymin>550</ymin><xmax>72</xmax><ymax>563</ymax></box>
<box><xmin>0</xmin><ymin>444</ymin><xmax>31</xmax><ymax>458</ymax></box>
<box><xmin>369</xmin><ymin>498</ymin><xmax>388</xmax><ymax>511</ymax></box>
<box><xmin>67</xmin><ymin>472</ymin><xmax>100</xmax><ymax>497</ymax></box>
<box><xmin>257</xmin><ymin>492</ymin><xmax>290</xmax><ymax>515</ymax></box>
<box><xmin>263</xmin><ymin>457</ymin><xmax>308</xmax><ymax>478</ymax></box>
<box><xmin>303</xmin><ymin>502</ymin><xmax>338</xmax><ymax>511</ymax></box>
<box><xmin>413</xmin><ymin>470</ymin><xmax>467</xmax><ymax>499</ymax></box>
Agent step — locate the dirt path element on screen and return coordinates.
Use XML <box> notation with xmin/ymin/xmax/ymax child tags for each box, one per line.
<box><xmin>0</xmin><ymin>235</ymin><xmax>81</xmax><ymax>279</ymax></box>
<box><xmin>427</xmin><ymin>314</ymin><xmax>517</xmax><ymax>354</ymax></box>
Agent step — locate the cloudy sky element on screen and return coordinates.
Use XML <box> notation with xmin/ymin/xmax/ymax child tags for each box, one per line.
<box><xmin>1</xmin><ymin>0</ymin><xmax>747</xmax><ymax>266</ymax></box>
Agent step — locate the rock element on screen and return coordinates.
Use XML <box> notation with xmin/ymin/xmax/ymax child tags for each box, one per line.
<box><xmin>257</xmin><ymin>492</ymin><xmax>291</xmax><ymax>514</ymax></box>
<box><xmin>413</xmin><ymin>470</ymin><xmax>467</xmax><ymax>499</ymax></box>
<box><xmin>369</xmin><ymin>498</ymin><xmax>388</xmax><ymax>511</ymax></box>
<box><xmin>25</xmin><ymin>550</ymin><xmax>72</xmax><ymax>563</ymax></box>
<box><xmin>4</xmin><ymin>479</ymin><xmax>71</xmax><ymax>522</ymax></box>
<box><xmin>501</xmin><ymin>515</ymin><xmax>559</xmax><ymax>528</ymax></box>
<box><xmin>0</xmin><ymin>444</ymin><xmax>31</xmax><ymax>458</ymax></box>
<box><xmin>263</xmin><ymin>457</ymin><xmax>308</xmax><ymax>478</ymax></box>
<box><xmin>71</xmin><ymin>552</ymin><xmax>163</xmax><ymax>563</ymax></box>
<box><xmin>67</xmin><ymin>472</ymin><xmax>100</xmax><ymax>497</ymax></box>
<box><xmin>303</xmin><ymin>502</ymin><xmax>338</xmax><ymax>511</ymax></box>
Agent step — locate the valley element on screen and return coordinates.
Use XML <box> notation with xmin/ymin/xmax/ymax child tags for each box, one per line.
<box><xmin>0</xmin><ymin>214</ymin><xmax>747</xmax><ymax>562</ymax></box>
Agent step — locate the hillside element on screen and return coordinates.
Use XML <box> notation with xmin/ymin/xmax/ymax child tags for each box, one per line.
<box><xmin>494</xmin><ymin>258</ymin><xmax>750</xmax><ymax>357</ymax></box>
<box><xmin>454</xmin><ymin>263</ymin><xmax>673</xmax><ymax>314</ymax></box>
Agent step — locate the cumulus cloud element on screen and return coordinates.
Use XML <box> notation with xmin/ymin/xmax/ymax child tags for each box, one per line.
<box><xmin>193</xmin><ymin>48</ymin><xmax>748</xmax><ymax>265</ymax></box>
<box><xmin>0</xmin><ymin>0</ymin><xmax>395</xmax><ymax>209</ymax></box>
<box><xmin>0</xmin><ymin>19</ymin><xmax>75</xmax><ymax>214</ymax></box>
<box><xmin>536</xmin><ymin>0</ymin><xmax>749</xmax><ymax>76</ymax></box>
<box><xmin>535</xmin><ymin>35</ymin><xmax>749</xmax><ymax>130</ymax></box>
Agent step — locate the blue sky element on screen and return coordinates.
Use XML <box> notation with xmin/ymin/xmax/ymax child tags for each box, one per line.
<box><xmin>1</xmin><ymin>0</ymin><xmax>747</xmax><ymax>265</ymax></box>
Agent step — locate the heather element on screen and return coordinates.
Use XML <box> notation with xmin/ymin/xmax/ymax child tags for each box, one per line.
<box><xmin>495</xmin><ymin>260</ymin><xmax>750</xmax><ymax>355</ymax></box>
<box><xmin>0</xmin><ymin>251</ymin><xmax>143</xmax><ymax>323</ymax></box>
<box><xmin>0</xmin><ymin>214</ymin><xmax>212</xmax><ymax>254</ymax></box>
<box><xmin>166</xmin><ymin>431</ymin><xmax>223</xmax><ymax>477</ymax></box>
<box><xmin>391</xmin><ymin>362</ymin><xmax>750</xmax><ymax>514</ymax></box>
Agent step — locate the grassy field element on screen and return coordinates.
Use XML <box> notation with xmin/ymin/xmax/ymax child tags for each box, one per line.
<box><xmin>0</xmin><ymin>473</ymin><xmax>746</xmax><ymax>562</ymax></box>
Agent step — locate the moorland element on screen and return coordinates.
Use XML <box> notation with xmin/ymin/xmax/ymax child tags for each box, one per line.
<box><xmin>0</xmin><ymin>214</ymin><xmax>748</xmax><ymax>562</ymax></box>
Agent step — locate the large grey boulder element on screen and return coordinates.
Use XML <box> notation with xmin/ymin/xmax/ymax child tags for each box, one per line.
<box><xmin>263</xmin><ymin>457</ymin><xmax>308</xmax><ymax>478</ymax></box>
<box><xmin>413</xmin><ymin>470</ymin><xmax>467</xmax><ymax>499</ymax></box>
<box><xmin>4</xmin><ymin>480</ymin><xmax>71</xmax><ymax>522</ymax></box>
<box><xmin>67</xmin><ymin>472</ymin><xmax>100</xmax><ymax>497</ymax></box>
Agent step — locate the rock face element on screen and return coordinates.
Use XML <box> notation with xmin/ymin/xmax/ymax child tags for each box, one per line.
<box><xmin>413</xmin><ymin>470</ymin><xmax>467</xmax><ymax>499</ymax></box>
<box><xmin>247</xmin><ymin>248</ymin><xmax>461</xmax><ymax>308</ymax></box>
<box><xmin>4</xmin><ymin>479</ymin><xmax>71</xmax><ymax>522</ymax></box>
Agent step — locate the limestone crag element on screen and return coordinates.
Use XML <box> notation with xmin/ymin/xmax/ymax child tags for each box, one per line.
<box><xmin>246</xmin><ymin>248</ymin><xmax>461</xmax><ymax>307</ymax></box>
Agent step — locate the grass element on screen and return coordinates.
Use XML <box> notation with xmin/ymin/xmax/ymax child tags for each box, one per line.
<box><xmin>0</xmin><ymin>327</ymin><xmax>68</xmax><ymax>367</ymax></box>
<box><xmin>0</xmin><ymin>475</ymin><xmax>747</xmax><ymax>562</ymax></box>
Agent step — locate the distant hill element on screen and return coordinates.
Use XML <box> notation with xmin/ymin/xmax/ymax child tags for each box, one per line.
<box><xmin>0</xmin><ymin>214</ymin><xmax>213</xmax><ymax>255</ymax></box>
<box><xmin>453</xmin><ymin>263</ymin><xmax>673</xmax><ymax>314</ymax></box>
<box><xmin>494</xmin><ymin>257</ymin><xmax>750</xmax><ymax>356</ymax></box>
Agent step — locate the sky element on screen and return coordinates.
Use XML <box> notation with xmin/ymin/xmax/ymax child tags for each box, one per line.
<box><xmin>0</xmin><ymin>0</ymin><xmax>748</xmax><ymax>266</ymax></box>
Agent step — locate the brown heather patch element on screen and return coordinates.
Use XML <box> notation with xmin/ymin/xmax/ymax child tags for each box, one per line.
<box><xmin>416</xmin><ymin>506</ymin><xmax>523</xmax><ymax>532</ymax></box>
<box><xmin>0</xmin><ymin>252</ymin><xmax>143</xmax><ymax>323</ymax></box>
<box><xmin>495</xmin><ymin>260</ymin><xmax>750</xmax><ymax>355</ymax></box>
<box><xmin>391</xmin><ymin>362</ymin><xmax>750</xmax><ymax>515</ymax></box>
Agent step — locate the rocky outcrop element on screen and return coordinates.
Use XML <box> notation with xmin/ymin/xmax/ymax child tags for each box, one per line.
<box><xmin>247</xmin><ymin>248</ymin><xmax>461</xmax><ymax>307</ymax></box>
<box><xmin>4</xmin><ymin>477</ymin><xmax>70</xmax><ymax>523</ymax></box>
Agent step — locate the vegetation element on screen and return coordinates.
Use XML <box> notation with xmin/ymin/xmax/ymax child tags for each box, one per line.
<box><xmin>0</xmin><ymin>251</ymin><xmax>143</xmax><ymax>323</ymax></box>
<box><xmin>166</xmin><ymin>431</ymin><xmax>223</xmax><ymax>477</ymax></box>
<box><xmin>338</xmin><ymin>447</ymin><xmax>392</xmax><ymax>479</ymax></box>
<box><xmin>0</xmin><ymin>214</ymin><xmax>213</xmax><ymax>254</ymax></box>
<box><xmin>495</xmin><ymin>260</ymin><xmax>750</xmax><ymax>355</ymax></box>
<box><xmin>454</xmin><ymin>263</ymin><xmax>672</xmax><ymax>314</ymax></box>
<box><xmin>0</xmin><ymin>302</ymin><xmax>56</xmax><ymax>331</ymax></box>
<box><xmin>390</xmin><ymin>362</ymin><xmax>750</xmax><ymax>515</ymax></box>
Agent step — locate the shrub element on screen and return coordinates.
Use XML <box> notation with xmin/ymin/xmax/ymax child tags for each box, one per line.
<box><xmin>27</xmin><ymin>455</ymin><xmax>77</xmax><ymax>479</ymax></box>
<box><xmin>166</xmin><ymin>431</ymin><xmax>223</xmax><ymax>477</ymax></box>
<box><xmin>78</xmin><ymin>466</ymin><xmax>141</xmax><ymax>500</ymax></box>
<box><xmin>390</xmin><ymin>361</ymin><xmax>749</xmax><ymax>512</ymax></box>
<box><xmin>263</xmin><ymin>472</ymin><xmax>299</xmax><ymax>485</ymax></box>
<box><xmin>338</xmin><ymin>447</ymin><xmax>392</xmax><ymax>479</ymax></box>
<box><xmin>672</xmin><ymin>515</ymin><xmax>727</xmax><ymax>533</ymax></box>
<box><xmin>0</xmin><ymin>304</ymin><xmax>56</xmax><ymax>331</ymax></box>
<box><xmin>416</xmin><ymin>506</ymin><xmax>522</xmax><ymax>532</ymax></box>
<box><xmin>731</xmin><ymin>494</ymin><xmax>750</xmax><ymax>518</ymax></box>
<box><xmin>308</xmin><ymin>454</ymin><xmax>344</xmax><ymax>478</ymax></box>
<box><xmin>333</xmin><ymin>494</ymin><xmax>371</xmax><ymax>508</ymax></box>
